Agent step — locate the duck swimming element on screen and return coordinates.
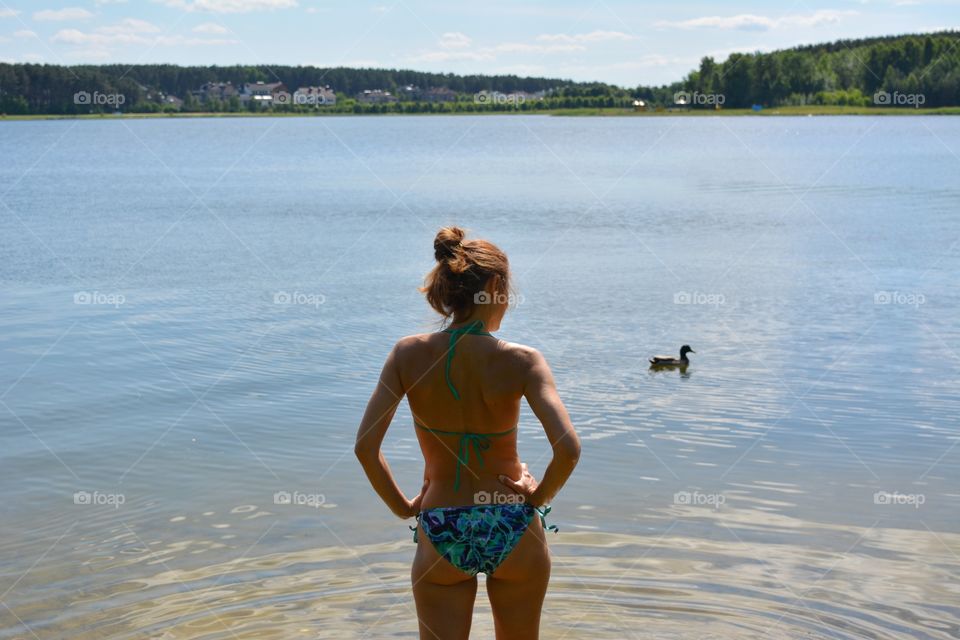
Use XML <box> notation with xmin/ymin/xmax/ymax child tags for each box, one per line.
<box><xmin>649</xmin><ymin>345</ymin><xmax>695</xmax><ymax>367</ymax></box>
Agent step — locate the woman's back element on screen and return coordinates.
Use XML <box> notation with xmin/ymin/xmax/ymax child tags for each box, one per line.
<box><xmin>397</xmin><ymin>329</ymin><xmax>536</xmax><ymax>508</ymax></box>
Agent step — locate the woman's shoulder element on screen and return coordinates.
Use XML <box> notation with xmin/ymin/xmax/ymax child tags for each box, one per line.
<box><xmin>390</xmin><ymin>333</ymin><xmax>543</xmax><ymax>364</ymax></box>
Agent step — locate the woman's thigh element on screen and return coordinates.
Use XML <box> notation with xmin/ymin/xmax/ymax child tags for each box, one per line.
<box><xmin>485</xmin><ymin>517</ymin><xmax>551</xmax><ymax>639</ymax></box>
<box><xmin>411</xmin><ymin>526</ymin><xmax>478</xmax><ymax>639</ymax></box>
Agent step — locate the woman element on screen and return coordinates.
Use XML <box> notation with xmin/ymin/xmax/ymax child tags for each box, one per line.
<box><xmin>355</xmin><ymin>226</ymin><xmax>581</xmax><ymax>639</ymax></box>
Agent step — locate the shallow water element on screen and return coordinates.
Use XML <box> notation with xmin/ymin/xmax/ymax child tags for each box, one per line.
<box><xmin>1</xmin><ymin>115</ymin><xmax>958</xmax><ymax>638</ymax></box>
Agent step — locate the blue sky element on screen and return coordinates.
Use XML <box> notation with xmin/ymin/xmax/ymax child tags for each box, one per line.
<box><xmin>0</xmin><ymin>0</ymin><xmax>957</xmax><ymax>86</ymax></box>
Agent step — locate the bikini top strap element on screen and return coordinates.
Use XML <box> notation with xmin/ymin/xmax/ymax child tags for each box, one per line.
<box><xmin>441</xmin><ymin>319</ymin><xmax>492</xmax><ymax>400</ymax></box>
<box><xmin>414</xmin><ymin>422</ymin><xmax>517</xmax><ymax>492</ymax></box>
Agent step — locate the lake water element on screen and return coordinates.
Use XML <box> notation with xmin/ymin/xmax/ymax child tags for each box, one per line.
<box><xmin>0</xmin><ymin>115</ymin><xmax>958</xmax><ymax>639</ymax></box>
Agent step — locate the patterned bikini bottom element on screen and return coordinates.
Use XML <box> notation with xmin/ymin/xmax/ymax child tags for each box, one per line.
<box><xmin>411</xmin><ymin>503</ymin><xmax>557</xmax><ymax>576</ymax></box>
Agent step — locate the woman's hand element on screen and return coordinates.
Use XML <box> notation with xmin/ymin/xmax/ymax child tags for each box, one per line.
<box><xmin>398</xmin><ymin>477</ymin><xmax>430</xmax><ymax>519</ymax></box>
<box><xmin>498</xmin><ymin>463</ymin><xmax>541</xmax><ymax>506</ymax></box>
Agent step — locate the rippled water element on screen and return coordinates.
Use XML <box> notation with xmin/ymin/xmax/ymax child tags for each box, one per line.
<box><xmin>1</xmin><ymin>115</ymin><xmax>958</xmax><ymax>638</ymax></box>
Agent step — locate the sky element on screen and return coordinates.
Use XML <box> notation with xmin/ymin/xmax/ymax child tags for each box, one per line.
<box><xmin>0</xmin><ymin>0</ymin><xmax>958</xmax><ymax>87</ymax></box>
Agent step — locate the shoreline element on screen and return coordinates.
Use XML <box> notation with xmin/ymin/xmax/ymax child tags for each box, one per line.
<box><xmin>3</xmin><ymin>105</ymin><xmax>960</xmax><ymax>121</ymax></box>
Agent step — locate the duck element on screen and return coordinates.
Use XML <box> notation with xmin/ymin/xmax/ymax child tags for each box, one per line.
<box><xmin>649</xmin><ymin>345</ymin><xmax>695</xmax><ymax>367</ymax></box>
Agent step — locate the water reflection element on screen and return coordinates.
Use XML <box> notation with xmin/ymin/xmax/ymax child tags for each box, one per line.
<box><xmin>6</xmin><ymin>505</ymin><xmax>956</xmax><ymax>640</ymax></box>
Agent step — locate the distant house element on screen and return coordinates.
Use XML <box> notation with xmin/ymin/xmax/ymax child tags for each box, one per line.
<box><xmin>397</xmin><ymin>85</ymin><xmax>457</xmax><ymax>102</ymax></box>
<box><xmin>161</xmin><ymin>94</ymin><xmax>184</xmax><ymax>110</ymax></box>
<box><xmin>293</xmin><ymin>86</ymin><xmax>337</xmax><ymax>106</ymax></box>
<box><xmin>240</xmin><ymin>81</ymin><xmax>288</xmax><ymax>105</ymax></box>
<box><xmin>195</xmin><ymin>81</ymin><xmax>238</xmax><ymax>102</ymax></box>
<box><xmin>356</xmin><ymin>89</ymin><xmax>398</xmax><ymax>104</ymax></box>
<box><xmin>421</xmin><ymin>87</ymin><xmax>457</xmax><ymax>103</ymax></box>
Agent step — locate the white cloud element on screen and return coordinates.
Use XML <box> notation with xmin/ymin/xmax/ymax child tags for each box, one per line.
<box><xmin>156</xmin><ymin>0</ymin><xmax>298</xmax><ymax>12</ymax></box>
<box><xmin>406</xmin><ymin>39</ymin><xmax>590</xmax><ymax>64</ymax></box>
<box><xmin>0</xmin><ymin>8</ymin><xmax>21</xmax><ymax>18</ymax></box>
<box><xmin>438</xmin><ymin>32</ymin><xmax>471</xmax><ymax>49</ymax></box>
<box><xmin>536</xmin><ymin>30</ymin><xmax>635</xmax><ymax>43</ymax></box>
<box><xmin>192</xmin><ymin>22</ymin><xmax>229</xmax><ymax>33</ymax></box>
<box><xmin>33</xmin><ymin>8</ymin><xmax>95</xmax><ymax>21</ymax></box>
<box><xmin>98</xmin><ymin>18</ymin><xmax>161</xmax><ymax>34</ymax></box>
<box><xmin>781</xmin><ymin>10</ymin><xmax>858</xmax><ymax>27</ymax></box>
<box><xmin>490</xmin><ymin>42</ymin><xmax>585</xmax><ymax>54</ymax></box>
<box><xmin>656</xmin><ymin>10</ymin><xmax>856</xmax><ymax>31</ymax></box>
<box><xmin>407</xmin><ymin>50</ymin><xmax>495</xmax><ymax>63</ymax></box>
<box><xmin>52</xmin><ymin>19</ymin><xmax>237</xmax><ymax>47</ymax></box>
<box><xmin>14</xmin><ymin>29</ymin><xmax>37</xmax><ymax>38</ymax></box>
<box><xmin>95</xmin><ymin>0</ymin><xmax>129</xmax><ymax>5</ymax></box>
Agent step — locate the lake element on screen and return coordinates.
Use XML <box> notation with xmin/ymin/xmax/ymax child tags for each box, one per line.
<box><xmin>0</xmin><ymin>114</ymin><xmax>958</xmax><ymax>639</ymax></box>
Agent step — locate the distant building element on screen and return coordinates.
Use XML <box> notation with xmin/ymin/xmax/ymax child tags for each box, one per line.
<box><xmin>161</xmin><ymin>94</ymin><xmax>184</xmax><ymax>110</ymax></box>
<box><xmin>421</xmin><ymin>87</ymin><xmax>457</xmax><ymax>103</ymax></box>
<box><xmin>195</xmin><ymin>81</ymin><xmax>238</xmax><ymax>102</ymax></box>
<box><xmin>240</xmin><ymin>81</ymin><xmax>287</xmax><ymax>105</ymax></box>
<box><xmin>293</xmin><ymin>86</ymin><xmax>337</xmax><ymax>106</ymax></box>
<box><xmin>356</xmin><ymin>89</ymin><xmax>398</xmax><ymax>104</ymax></box>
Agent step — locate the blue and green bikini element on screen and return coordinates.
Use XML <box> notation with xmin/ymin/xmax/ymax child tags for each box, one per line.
<box><xmin>410</xmin><ymin>320</ymin><xmax>557</xmax><ymax>576</ymax></box>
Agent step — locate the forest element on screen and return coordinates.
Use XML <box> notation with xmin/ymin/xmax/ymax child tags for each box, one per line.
<box><xmin>0</xmin><ymin>31</ymin><xmax>957</xmax><ymax>114</ymax></box>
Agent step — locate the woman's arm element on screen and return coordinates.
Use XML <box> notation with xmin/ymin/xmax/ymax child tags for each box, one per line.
<box><xmin>354</xmin><ymin>342</ymin><xmax>427</xmax><ymax>518</ymax></box>
<box><xmin>501</xmin><ymin>348</ymin><xmax>580</xmax><ymax>506</ymax></box>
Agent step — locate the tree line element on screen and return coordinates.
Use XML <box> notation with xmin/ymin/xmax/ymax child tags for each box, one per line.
<box><xmin>680</xmin><ymin>31</ymin><xmax>960</xmax><ymax>108</ymax></box>
<box><xmin>0</xmin><ymin>31</ymin><xmax>958</xmax><ymax>115</ymax></box>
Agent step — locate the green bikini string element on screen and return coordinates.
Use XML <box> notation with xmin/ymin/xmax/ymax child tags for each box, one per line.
<box><xmin>441</xmin><ymin>319</ymin><xmax>491</xmax><ymax>400</ymax></box>
<box><xmin>414</xmin><ymin>422</ymin><xmax>516</xmax><ymax>492</ymax></box>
